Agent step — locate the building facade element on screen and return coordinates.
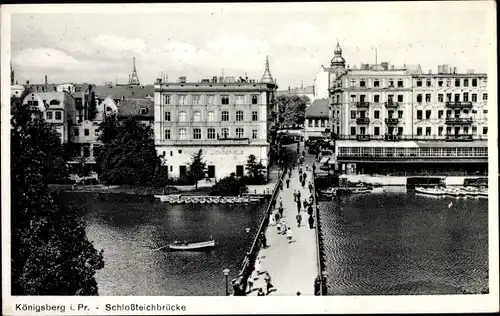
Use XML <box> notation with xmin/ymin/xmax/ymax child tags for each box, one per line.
<box><xmin>153</xmin><ymin>58</ymin><xmax>277</xmax><ymax>180</ymax></box>
<box><xmin>304</xmin><ymin>98</ymin><xmax>329</xmax><ymax>141</ymax></box>
<box><xmin>313</xmin><ymin>41</ymin><xmax>348</xmax><ymax>102</ymax></box>
<box><xmin>329</xmin><ymin>46</ymin><xmax>488</xmax><ymax>175</ymax></box>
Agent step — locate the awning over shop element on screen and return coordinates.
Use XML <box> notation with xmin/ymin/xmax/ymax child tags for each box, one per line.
<box><xmin>416</xmin><ymin>140</ymin><xmax>488</xmax><ymax>148</ymax></box>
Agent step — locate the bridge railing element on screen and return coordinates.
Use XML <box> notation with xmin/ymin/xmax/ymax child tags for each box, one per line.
<box><xmin>312</xmin><ymin>169</ymin><xmax>327</xmax><ymax>295</ymax></box>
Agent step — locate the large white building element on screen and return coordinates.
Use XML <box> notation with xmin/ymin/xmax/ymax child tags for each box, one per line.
<box><xmin>153</xmin><ymin>58</ymin><xmax>277</xmax><ymax>180</ymax></box>
<box><xmin>313</xmin><ymin>41</ymin><xmax>347</xmax><ymax>102</ymax></box>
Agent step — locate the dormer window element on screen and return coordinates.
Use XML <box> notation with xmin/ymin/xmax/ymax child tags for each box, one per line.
<box><xmin>140</xmin><ymin>107</ymin><xmax>147</xmax><ymax>115</ymax></box>
<box><xmin>49</xmin><ymin>99</ymin><xmax>60</xmax><ymax>106</ymax></box>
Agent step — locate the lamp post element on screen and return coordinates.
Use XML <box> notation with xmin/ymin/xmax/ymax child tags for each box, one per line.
<box><xmin>222</xmin><ymin>268</ymin><xmax>230</xmax><ymax>296</ymax></box>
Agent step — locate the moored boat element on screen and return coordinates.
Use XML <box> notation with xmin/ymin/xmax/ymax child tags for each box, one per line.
<box><xmin>169</xmin><ymin>240</ymin><xmax>216</xmax><ymax>251</ymax></box>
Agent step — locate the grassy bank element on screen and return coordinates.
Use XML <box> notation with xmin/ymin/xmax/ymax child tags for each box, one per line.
<box><xmin>48</xmin><ymin>184</ymin><xmax>213</xmax><ymax>196</ymax></box>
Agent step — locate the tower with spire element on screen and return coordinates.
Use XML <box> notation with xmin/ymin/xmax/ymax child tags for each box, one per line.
<box><xmin>330</xmin><ymin>40</ymin><xmax>346</xmax><ymax>69</ymax></box>
<box><xmin>129</xmin><ymin>57</ymin><xmax>140</xmax><ymax>85</ymax></box>
<box><xmin>261</xmin><ymin>56</ymin><xmax>274</xmax><ymax>84</ymax></box>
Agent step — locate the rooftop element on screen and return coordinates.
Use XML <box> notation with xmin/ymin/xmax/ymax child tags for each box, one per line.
<box><xmin>117</xmin><ymin>99</ymin><xmax>154</xmax><ymax>119</ymax></box>
<box><xmin>94</xmin><ymin>84</ymin><xmax>154</xmax><ymax>100</ymax></box>
<box><xmin>305</xmin><ymin>98</ymin><xmax>329</xmax><ymax>118</ymax></box>
<box><xmin>277</xmin><ymin>85</ymin><xmax>314</xmax><ymax>96</ymax></box>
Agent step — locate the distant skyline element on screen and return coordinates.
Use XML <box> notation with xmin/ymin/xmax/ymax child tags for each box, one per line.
<box><xmin>7</xmin><ymin>2</ymin><xmax>494</xmax><ymax>88</ymax></box>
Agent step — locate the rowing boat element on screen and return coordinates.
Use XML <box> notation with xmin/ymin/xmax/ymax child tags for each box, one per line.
<box><xmin>169</xmin><ymin>240</ymin><xmax>216</xmax><ymax>251</ymax></box>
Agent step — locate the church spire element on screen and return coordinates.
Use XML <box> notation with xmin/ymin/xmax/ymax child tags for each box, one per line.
<box><xmin>261</xmin><ymin>55</ymin><xmax>274</xmax><ymax>84</ymax></box>
<box><xmin>129</xmin><ymin>57</ymin><xmax>140</xmax><ymax>85</ymax></box>
<box><xmin>331</xmin><ymin>40</ymin><xmax>346</xmax><ymax>68</ymax></box>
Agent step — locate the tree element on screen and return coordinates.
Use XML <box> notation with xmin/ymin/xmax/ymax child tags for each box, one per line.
<box><xmin>96</xmin><ymin>113</ymin><xmax>119</xmax><ymax>145</ymax></box>
<box><xmin>96</xmin><ymin>118</ymin><xmax>159</xmax><ymax>185</ymax></box>
<box><xmin>210</xmin><ymin>174</ymin><xmax>247</xmax><ymax>196</ymax></box>
<box><xmin>11</xmin><ymin>102</ymin><xmax>104</xmax><ymax>295</ymax></box>
<box><xmin>245</xmin><ymin>154</ymin><xmax>265</xmax><ymax>184</ymax></box>
<box><xmin>277</xmin><ymin>95</ymin><xmax>309</xmax><ymax>127</ymax></box>
<box><xmin>187</xmin><ymin>149</ymin><xmax>206</xmax><ymax>190</ymax></box>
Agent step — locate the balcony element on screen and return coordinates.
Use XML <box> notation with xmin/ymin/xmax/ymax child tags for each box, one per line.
<box><xmin>384</xmin><ymin>101</ymin><xmax>399</xmax><ymax>108</ymax></box>
<box><xmin>445</xmin><ymin>117</ymin><xmax>473</xmax><ymax>125</ymax></box>
<box><xmin>356</xmin><ymin>135</ymin><xmax>371</xmax><ymax>141</ymax></box>
<box><xmin>384</xmin><ymin>134</ymin><xmax>402</xmax><ymax>141</ymax></box>
<box><xmin>445</xmin><ymin>134</ymin><xmax>473</xmax><ymax>141</ymax></box>
<box><xmin>171</xmin><ymin>138</ymin><xmax>251</xmax><ymax>145</ymax></box>
<box><xmin>355</xmin><ymin>101</ymin><xmax>370</xmax><ymax>108</ymax></box>
<box><xmin>445</xmin><ymin>101</ymin><xmax>473</xmax><ymax>108</ymax></box>
<box><xmin>356</xmin><ymin>117</ymin><xmax>370</xmax><ymax>124</ymax></box>
<box><xmin>385</xmin><ymin>118</ymin><xmax>399</xmax><ymax>125</ymax></box>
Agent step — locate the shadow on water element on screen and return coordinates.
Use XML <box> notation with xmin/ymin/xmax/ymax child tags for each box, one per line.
<box><xmin>318</xmin><ymin>192</ymin><xmax>488</xmax><ymax>295</ymax></box>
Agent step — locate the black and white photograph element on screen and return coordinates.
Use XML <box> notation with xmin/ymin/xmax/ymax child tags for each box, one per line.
<box><xmin>1</xmin><ymin>2</ymin><xmax>498</xmax><ymax>314</ymax></box>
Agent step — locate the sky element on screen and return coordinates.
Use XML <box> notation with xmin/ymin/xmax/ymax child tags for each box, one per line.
<box><xmin>8</xmin><ymin>2</ymin><xmax>495</xmax><ymax>89</ymax></box>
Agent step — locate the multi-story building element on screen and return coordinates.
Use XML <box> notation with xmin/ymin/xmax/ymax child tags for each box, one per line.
<box><xmin>329</xmin><ymin>46</ymin><xmax>488</xmax><ymax>175</ymax></box>
<box><xmin>313</xmin><ymin>41</ymin><xmax>349</xmax><ymax>102</ymax></box>
<box><xmin>304</xmin><ymin>98</ymin><xmax>329</xmax><ymax>142</ymax></box>
<box><xmin>153</xmin><ymin>57</ymin><xmax>277</xmax><ymax>180</ymax></box>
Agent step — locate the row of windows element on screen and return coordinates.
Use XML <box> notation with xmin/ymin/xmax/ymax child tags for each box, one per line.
<box><xmin>164</xmin><ymin>110</ymin><xmax>260</xmax><ymax>122</ymax></box>
<box><xmin>45</xmin><ymin>110</ymin><xmax>63</xmax><ymax>120</ymax></box>
<box><xmin>349</xmin><ymin>78</ymin><xmax>406</xmax><ymax>88</ymax></box>
<box><xmin>415</xmin><ymin>77</ymin><xmax>485</xmax><ymax>88</ymax></box>
<box><xmin>347</xmin><ymin>108</ymin><xmax>487</xmax><ymax>120</ymax></box>
<box><xmin>348</xmin><ymin>126</ymin><xmax>488</xmax><ymax>136</ymax></box>
<box><xmin>338</xmin><ymin>146</ymin><xmax>488</xmax><ymax>157</ymax></box>
<box><xmin>307</xmin><ymin>119</ymin><xmax>329</xmax><ymax>128</ymax></box>
<box><xmin>164</xmin><ymin>127</ymin><xmax>259</xmax><ymax>140</ymax></box>
<box><xmin>337</xmin><ymin>92</ymin><xmax>488</xmax><ymax>104</ymax></box>
<box><xmin>163</xmin><ymin>94</ymin><xmax>260</xmax><ymax>105</ymax></box>
<box><xmin>345</xmin><ymin>77</ymin><xmax>485</xmax><ymax>89</ymax></box>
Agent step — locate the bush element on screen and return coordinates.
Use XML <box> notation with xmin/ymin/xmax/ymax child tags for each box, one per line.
<box><xmin>210</xmin><ymin>175</ymin><xmax>247</xmax><ymax>196</ymax></box>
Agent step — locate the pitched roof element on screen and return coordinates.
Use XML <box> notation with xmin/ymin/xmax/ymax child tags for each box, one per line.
<box><xmin>305</xmin><ymin>98</ymin><xmax>329</xmax><ymax>118</ymax></box>
<box><xmin>94</xmin><ymin>84</ymin><xmax>154</xmax><ymax>100</ymax></box>
<box><xmin>277</xmin><ymin>85</ymin><xmax>314</xmax><ymax>95</ymax></box>
<box><xmin>117</xmin><ymin>98</ymin><xmax>154</xmax><ymax>119</ymax></box>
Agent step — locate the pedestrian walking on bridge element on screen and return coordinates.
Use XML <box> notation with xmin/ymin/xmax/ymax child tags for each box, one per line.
<box><xmin>296</xmin><ymin>212</ymin><xmax>302</xmax><ymax>227</ymax></box>
<box><xmin>308</xmin><ymin>214</ymin><xmax>315</xmax><ymax>229</ymax></box>
<box><xmin>286</xmin><ymin>227</ymin><xmax>293</xmax><ymax>243</ymax></box>
<box><xmin>286</xmin><ymin>177</ymin><xmax>290</xmax><ymax>188</ymax></box>
<box><xmin>297</xmin><ymin>190</ymin><xmax>301</xmax><ymax>202</ymax></box>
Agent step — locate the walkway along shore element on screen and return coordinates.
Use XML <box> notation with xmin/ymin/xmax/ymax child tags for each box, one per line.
<box><xmin>245</xmin><ymin>144</ymin><xmax>321</xmax><ymax>296</ymax></box>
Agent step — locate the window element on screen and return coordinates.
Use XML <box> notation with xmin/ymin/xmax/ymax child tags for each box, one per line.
<box><xmin>374</xmin><ymin>79</ymin><xmax>380</xmax><ymax>87</ymax></box>
<box><xmin>463</xmin><ymin>126</ymin><xmax>469</xmax><ymax>134</ymax></box>
<box><xmin>416</xmin><ymin>79</ymin><xmax>422</xmax><ymax>87</ymax></box>
<box><xmin>463</xmin><ymin>79</ymin><xmax>469</xmax><ymax>87</ymax></box>
<box><xmin>252</xmin><ymin>129</ymin><xmax>258</xmax><ymax>139</ymax></box>
<box><xmin>438</xmin><ymin>126</ymin><xmax>444</xmax><ymax>136</ymax></box>
<box><xmin>398</xmin><ymin>110</ymin><xmax>403</xmax><ymax>119</ymax></box>
<box><xmin>236</xmin><ymin>110</ymin><xmax>244</xmax><ymax>121</ymax></box>
<box><xmin>350</xmin><ymin>127</ymin><xmax>356</xmax><ymax>135</ymax></box>
<box><xmin>438</xmin><ymin>80</ymin><xmax>443</xmax><ymax>87</ymax></box>
<box><xmin>438</xmin><ymin>94</ymin><xmax>444</xmax><ymax>102</ymax></box>
<box><xmin>179</xmin><ymin>95</ymin><xmax>188</xmax><ymax>105</ymax></box>
<box><xmin>193</xmin><ymin>95</ymin><xmax>202</xmax><ymax>105</ymax></box>
<box><xmin>425</xmin><ymin>94</ymin><xmax>431</xmax><ymax>102</ymax></box>
<box><xmin>222</xmin><ymin>111</ymin><xmax>229</xmax><ymax>121</ymax></box>
<box><xmin>179</xmin><ymin>111</ymin><xmax>186</xmax><ymax>122</ymax></box>
<box><xmin>455</xmin><ymin>110</ymin><xmax>460</xmax><ymax>118</ymax></box>
<box><xmin>252</xmin><ymin>111</ymin><xmax>258</xmax><ymax>121</ymax></box>
<box><xmin>472</xmin><ymin>126</ymin><xmax>477</xmax><ymax>134</ymax></box>
<box><xmin>417</xmin><ymin>127</ymin><xmax>422</xmax><ymax>136</ymax></box>
<box><xmin>426</xmin><ymin>79</ymin><xmax>432</xmax><ymax>87</ymax></box>
<box><xmin>84</xmin><ymin>128</ymin><xmax>89</xmax><ymax>136</ymax></box>
<box><xmin>483</xmin><ymin>109</ymin><xmax>488</xmax><ymax>114</ymax></box>
<box><xmin>360</xmin><ymin>127</ymin><xmax>366</xmax><ymax>135</ymax></box>
<box><xmin>388</xmin><ymin>95</ymin><xmax>394</xmax><ymax>102</ymax></box>
<box><xmin>398</xmin><ymin>127</ymin><xmax>403</xmax><ymax>135</ymax></box>
<box><xmin>438</xmin><ymin>110</ymin><xmax>444</xmax><ymax>119</ymax></box>
<box><xmin>446</xmin><ymin>93</ymin><xmax>452</xmax><ymax>102</ymax></box>
<box><xmin>388</xmin><ymin>79</ymin><xmax>394</xmax><ymax>87</ymax></box>
<box><xmin>73</xmin><ymin>128</ymin><xmax>79</xmax><ymax>136</ymax></box>
<box><xmin>483</xmin><ymin>93</ymin><xmax>488</xmax><ymax>101</ymax></box>
<box><xmin>221</xmin><ymin>95</ymin><xmax>229</xmax><ymax>105</ymax></box>
<box><xmin>321</xmin><ymin>120</ymin><xmax>325</xmax><ymax>127</ymax></box>
<box><xmin>446</xmin><ymin>79</ymin><xmax>452</xmax><ymax>87</ymax></box>
<box><xmin>207</xmin><ymin>95</ymin><xmax>216</xmax><ymax>105</ymax></box>
<box><xmin>463</xmin><ymin>93</ymin><xmax>469</xmax><ymax>102</ymax></box>
<box><xmin>208</xmin><ymin>111</ymin><xmax>215</xmax><ymax>122</ymax></box>
<box><xmin>207</xmin><ymin>128</ymin><xmax>216</xmax><ymax>139</ymax></box>
<box><xmin>55</xmin><ymin>111</ymin><xmax>62</xmax><ymax>120</ymax></box>
<box><xmin>350</xmin><ymin>94</ymin><xmax>357</xmax><ymax>102</ymax></box>
<box><xmin>463</xmin><ymin>109</ymin><xmax>469</xmax><ymax>115</ymax></box>
<box><xmin>351</xmin><ymin>110</ymin><xmax>356</xmax><ymax>119</ymax></box>
<box><xmin>308</xmin><ymin>120</ymin><xmax>312</xmax><ymax>127</ymax></box>
<box><xmin>46</xmin><ymin>111</ymin><xmax>53</xmax><ymax>120</ymax></box>
<box><xmin>236</xmin><ymin>128</ymin><xmax>244</xmax><ymax>138</ymax></box>
<box><xmin>178</xmin><ymin>150</ymin><xmax>182</xmax><ymax>154</ymax></box>
<box><xmin>417</xmin><ymin>110</ymin><xmax>423</xmax><ymax>120</ymax></box>
<box><xmin>252</xmin><ymin>95</ymin><xmax>259</xmax><ymax>104</ymax></box>
<box><xmin>164</xmin><ymin>111</ymin><xmax>171</xmax><ymax>121</ymax></box>
<box><xmin>359</xmin><ymin>95</ymin><xmax>366</xmax><ymax>102</ymax></box>
<box><xmin>314</xmin><ymin>120</ymin><xmax>318</xmax><ymax>127</ymax></box>
<box><xmin>425</xmin><ymin>110</ymin><xmax>431</xmax><ymax>119</ymax></box>
<box><xmin>221</xmin><ymin>128</ymin><xmax>229</xmax><ymax>138</ymax></box>
<box><xmin>193</xmin><ymin>128</ymin><xmax>201</xmax><ymax>139</ymax></box>
<box><xmin>472</xmin><ymin>109</ymin><xmax>477</xmax><ymax>114</ymax></box>
<box><xmin>374</xmin><ymin>126</ymin><xmax>380</xmax><ymax>136</ymax></box>
<box><xmin>235</xmin><ymin>95</ymin><xmax>244</xmax><ymax>105</ymax></box>
<box><xmin>374</xmin><ymin>110</ymin><xmax>380</xmax><ymax>119</ymax></box>
<box><xmin>193</xmin><ymin>111</ymin><xmax>201</xmax><ymax>122</ymax></box>
<box><xmin>140</xmin><ymin>108</ymin><xmax>148</xmax><ymax>115</ymax></box>
<box><xmin>472</xmin><ymin>78</ymin><xmax>478</xmax><ymax>86</ymax></box>
<box><xmin>483</xmin><ymin>127</ymin><xmax>488</xmax><ymax>135</ymax></box>
<box><xmin>454</xmin><ymin>94</ymin><xmax>460</xmax><ymax>102</ymax></box>
<box><xmin>360</xmin><ymin>79</ymin><xmax>366</xmax><ymax>87</ymax></box>
<box><xmin>179</xmin><ymin>128</ymin><xmax>187</xmax><ymax>139</ymax></box>
<box><xmin>455</xmin><ymin>78</ymin><xmax>460</xmax><ymax>87</ymax></box>
<box><xmin>416</xmin><ymin>94</ymin><xmax>422</xmax><ymax>102</ymax></box>
<box><xmin>397</xmin><ymin>95</ymin><xmax>403</xmax><ymax>102</ymax></box>
<box><xmin>397</xmin><ymin>79</ymin><xmax>403</xmax><ymax>87</ymax></box>
<box><xmin>164</xmin><ymin>95</ymin><xmax>171</xmax><ymax>104</ymax></box>
<box><xmin>164</xmin><ymin>129</ymin><xmax>171</xmax><ymax>139</ymax></box>
<box><xmin>350</xmin><ymin>79</ymin><xmax>356</xmax><ymax>87</ymax></box>
<box><xmin>374</xmin><ymin>95</ymin><xmax>380</xmax><ymax>103</ymax></box>
<box><xmin>425</xmin><ymin>127</ymin><xmax>431</xmax><ymax>136</ymax></box>
<box><xmin>472</xmin><ymin>94</ymin><xmax>477</xmax><ymax>102</ymax></box>
<box><xmin>388</xmin><ymin>111</ymin><xmax>394</xmax><ymax>118</ymax></box>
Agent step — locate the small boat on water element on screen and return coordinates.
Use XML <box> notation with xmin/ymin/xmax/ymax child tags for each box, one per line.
<box><xmin>169</xmin><ymin>239</ymin><xmax>216</xmax><ymax>251</ymax></box>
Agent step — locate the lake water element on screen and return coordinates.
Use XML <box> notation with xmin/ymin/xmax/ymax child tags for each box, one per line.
<box><xmin>66</xmin><ymin>193</ymin><xmax>265</xmax><ymax>296</ymax></box>
<box><xmin>318</xmin><ymin>192</ymin><xmax>489</xmax><ymax>295</ymax></box>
